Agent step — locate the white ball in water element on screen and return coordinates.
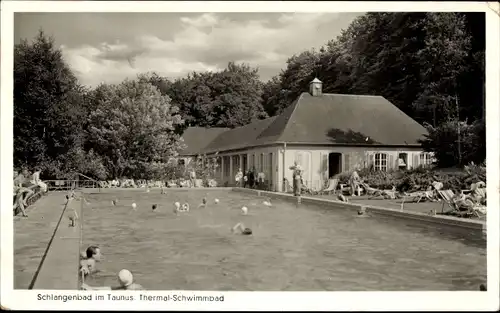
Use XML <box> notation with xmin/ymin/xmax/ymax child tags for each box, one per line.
<box><xmin>214</xmin><ymin>199</ymin><xmax>220</xmax><ymax>204</ymax></box>
<box><xmin>241</xmin><ymin>206</ymin><xmax>248</xmax><ymax>215</ymax></box>
<box><xmin>132</xmin><ymin>203</ymin><xmax>137</xmax><ymax>209</ymax></box>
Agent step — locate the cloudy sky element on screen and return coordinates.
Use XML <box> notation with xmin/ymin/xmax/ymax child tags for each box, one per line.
<box><xmin>15</xmin><ymin>12</ymin><xmax>361</xmax><ymax>87</ymax></box>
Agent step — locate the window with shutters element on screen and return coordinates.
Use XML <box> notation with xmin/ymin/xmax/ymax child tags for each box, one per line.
<box><xmin>419</xmin><ymin>153</ymin><xmax>432</xmax><ymax>168</ymax></box>
<box><xmin>374</xmin><ymin>153</ymin><xmax>388</xmax><ymax>171</ymax></box>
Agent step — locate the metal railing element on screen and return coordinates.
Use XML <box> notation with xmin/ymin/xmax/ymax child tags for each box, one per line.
<box><xmin>45</xmin><ymin>180</ymin><xmax>99</xmax><ymax>191</ymax></box>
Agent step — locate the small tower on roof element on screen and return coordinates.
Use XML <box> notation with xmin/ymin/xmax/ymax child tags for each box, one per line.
<box><xmin>309</xmin><ymin>78</ymin><xmax>323</xmax><ymax>97</ymax></box>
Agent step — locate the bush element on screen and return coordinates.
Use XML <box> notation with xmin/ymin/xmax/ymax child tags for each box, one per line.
<box><xmin>335</xmin><ymin>162</ymin><xmax>485</xmax><ymax>192</ymax></box>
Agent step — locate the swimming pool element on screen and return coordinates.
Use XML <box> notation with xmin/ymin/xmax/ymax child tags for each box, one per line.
<box><xmin>81</xmin><ymin>189</ymin><xmax>486</xmax><ymax>291</ymax></box>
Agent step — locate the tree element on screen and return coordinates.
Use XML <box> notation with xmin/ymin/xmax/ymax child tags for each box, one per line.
<box><xmin>86</xmin><ymin>78</ymin><xmax>185</xmax><ymax>179</ymax></box>
<box><xmin>419</xmin><ymin>119</ymin><xmax>484</xmax><ymax>167</ymax></box>
<box><xmin>14</xmin><ymin>29</ymin><xmax>85</xmax><ymax>174</ymax></box>
<box><xmin>166</xmin><ymin>62</ymin><xmax>268</xmax><ymax>128</ymax></box>
<box><xmin>413</xmin><ymin>13</ymin><xmax>472</xmax><ymax>125</ymax></box>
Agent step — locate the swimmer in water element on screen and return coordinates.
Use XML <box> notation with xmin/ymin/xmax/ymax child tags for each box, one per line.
<box><xmin>198</xmin><ymin>197</ymin><xmax>207</xmax><ymax>208</ymax></box>
<box><xmin>356</xmin><ymin>207</ymin><xmax>368</xmax><ymax>217</ymax></box>
<box><xmin>182</xmin><ymin>203</ymin><xmax>190</xmax><ymax>212</ymax></box>
<box><xmin>81</xmin><ymin>269</ymin><xmax>144</xmax><ymax>290</ymax></box>
<box><xmin>152</xmin><ymin>204</ymin><xmax>157</xmax><ymax>211</ymax></box>
<box><xmin>173</xmin><ymin>202</ymin><xmax>181</xmax><ymax>214</ymax></box>
<box><xmin>479</xmin><ymin>284</ymin><xmax>487</xmax><ymax>291</ymax></box>
<box><xmin>231</xmin><ymin>222</ymin><xmax>252</xmax><ymax>235</ymax></box>
<box><xmin>79</xmin><ymin>246</ymin><xmax>102</xmax><ymax>277</ymax></box>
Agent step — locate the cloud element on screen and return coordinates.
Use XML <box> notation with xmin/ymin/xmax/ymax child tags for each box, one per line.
<box><xmin>59</xmin><ymin>12</ymin><xmax>360</xmax><ymax>87</ymax></box>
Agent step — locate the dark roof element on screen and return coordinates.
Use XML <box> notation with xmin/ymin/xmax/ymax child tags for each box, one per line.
<box><xmin>269</xmin><ymin>93</ymin><xmax>428</xmax><ymax>145</ymax></box>
<box><xmin>184</xmin><ymin>92</ymin><xmax>428</xmax><ymax>154</ymax></box>
<box><xmin>202</xmin><ymin>117</ymin><xmax>278</xmax><ymax>153</ymax></box>
<box><xmin>178</xmin><ymin>127</ymin><xmax>229</xmax><ymax>156</ymax></box>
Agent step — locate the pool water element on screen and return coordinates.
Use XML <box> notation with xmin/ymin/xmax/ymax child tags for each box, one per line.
<box><xmin>81</xmin><ymin>189</ymin><xmax>486</xmax><ymax>291</ymax></box>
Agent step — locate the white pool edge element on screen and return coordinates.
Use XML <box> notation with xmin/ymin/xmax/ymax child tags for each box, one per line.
<box><xmin>231</xmin><ymin>187</ymin><xmax>486</xmax><ymax>236</ymax></box>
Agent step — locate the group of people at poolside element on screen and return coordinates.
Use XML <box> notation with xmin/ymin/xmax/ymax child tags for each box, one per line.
<box><xmin>234</xmin><ymin>167</ymin><xmax>266</xmax><ymax>189</ymax></box>
<box><xmin>13</xmin><ymin>167</ymin><xmax>48</xmax><ymax>217</ymax></box>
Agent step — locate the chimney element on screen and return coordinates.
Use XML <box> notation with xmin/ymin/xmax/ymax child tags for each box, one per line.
<box><xmin>309</xmin><ymin>78</ymin><xmax>323</xmax><ymax>96</ymax></box>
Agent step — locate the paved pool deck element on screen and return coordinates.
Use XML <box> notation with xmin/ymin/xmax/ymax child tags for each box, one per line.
<box><xmin>14</xmin><ymin>192</ymin><xmax>82</xmax><ymax>290</ymax></box>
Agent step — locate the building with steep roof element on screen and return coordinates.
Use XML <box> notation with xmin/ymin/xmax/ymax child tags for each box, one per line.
<box><xmin>179</xmin><ymin>78</ymin><xmax>432</xmax><ymax>192</ymax></box>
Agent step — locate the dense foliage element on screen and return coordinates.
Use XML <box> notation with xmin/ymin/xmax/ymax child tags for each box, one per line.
<box><xmin>335</xmin><ymin>162</ymin><xmax>486</xmax><ymax>192</ymax></box>
<box><xmin>13</xmin><ymin>12</ymin><xmax>485</xmax><ymax>180</ymax></box>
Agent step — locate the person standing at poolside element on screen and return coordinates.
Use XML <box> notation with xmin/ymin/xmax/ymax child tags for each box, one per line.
<box><xmin>235</xmin><ymin>168</ymin><xmax>243</xmax><ymax>187</ymax></box>
<box><xmin>289</xmin><ymin>162</ymin><xmax>302</xmax><ymax>196</ymax></box>
<box><xmin>349</xmin><ymin>169</ymin><xmax>361</xmax><ymax>197</ymax></box>
<box><xmin>189</xmin><ymin>168</ymin><xmax>196</xmax><ymax>188</ymax></box>
<box><xmin>248</xmin><ymin>168</ymin><xmax>256</xmax><ymax>189</ymax></box>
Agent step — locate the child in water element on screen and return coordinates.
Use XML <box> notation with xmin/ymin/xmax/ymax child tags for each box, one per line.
<box><xmin>231</xmin><ymin>222</ymin><xmax>252</xmax><ymax>235</ymax></box>
<box><xmin>81</xmin><ymin>269</ymin><xmax>144</xmax><ymax>290</ymax></box>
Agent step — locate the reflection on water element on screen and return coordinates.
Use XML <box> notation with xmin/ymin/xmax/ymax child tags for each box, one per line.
<box><xmin>81</xmin><ymin>190</ymin><xmax>486</xmax><ymax>291</ymax></box>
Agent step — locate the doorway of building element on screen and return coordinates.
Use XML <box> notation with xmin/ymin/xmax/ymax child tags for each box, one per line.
<box><xmin>328</xmin><ymin>153</ymin><xmax>342</xmax><ymax>178</ymax></box>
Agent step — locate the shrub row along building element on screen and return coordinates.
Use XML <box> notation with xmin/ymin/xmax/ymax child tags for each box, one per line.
<box><xmin>179</xmin><ymin>78</ymin><xmax>432</xmax><ymax>192</ymax></box>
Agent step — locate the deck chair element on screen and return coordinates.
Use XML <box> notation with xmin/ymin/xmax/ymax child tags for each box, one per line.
<box><xmin>361</xmin><ymin>182</ymin><xmax>379</xmax><ymax>197</ymax></box>
<box><xmin>473</xmin><ymin>187</ymin><xmax>487</xmax><ymax>205</ymax></box>
<box><xmin>437</xmin><ymin>189</ymin><xmax>479</xmax><ymax>218</ymax></box>
<box><xmin>319</xmin><ymin>178</ymin><xmax>339</xmax><ymax>195</ymax></box>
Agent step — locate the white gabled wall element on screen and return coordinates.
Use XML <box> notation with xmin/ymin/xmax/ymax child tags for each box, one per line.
<box><xmin>201</xmin><ymin>145</ymin><xmax>429</xmax><ymax>192</ymax></box>
<box><xmin>281</xmin><ymin>145</ymin><xmax>427</xmax><ymax>192</ymax></box>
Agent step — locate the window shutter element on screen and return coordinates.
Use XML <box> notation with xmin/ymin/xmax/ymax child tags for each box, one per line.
<box><xmin>388</xmin><ymin>154</ymin><xmax>394</xmax><ymax>171</ymax></box>
<box><xmin>413</xmin><ymin>153</ymin><xmax>419</xmax><ymax>169</ymax></box>
<box><xmin>344</xmin><ymin>153</ymin><xmax>350</xmax><ymax>172</ymax></box>
<box><xmin>303</xmin><ymin>152</ymin><xmax>309</xmax><ymax>174</ymax></box>
<box><xmin>370</xmin><ymin>152</ymin><xmax>375</xmax><ymax>170</ymax></box>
